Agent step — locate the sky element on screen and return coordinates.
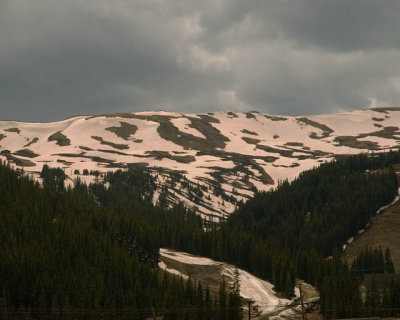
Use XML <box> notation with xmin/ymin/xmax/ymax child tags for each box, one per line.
<box><xmin>1</xmin><ymin>0</ymin><xmax>400</xmax><ymax>122</ymax></box>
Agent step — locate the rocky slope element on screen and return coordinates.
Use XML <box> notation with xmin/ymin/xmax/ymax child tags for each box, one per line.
<box><xmin>1</xmin><ymin>107</ymin><xmax>400</xmax><ymax>219</ymax></box>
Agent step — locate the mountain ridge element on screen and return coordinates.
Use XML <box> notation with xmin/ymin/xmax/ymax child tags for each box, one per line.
<box><xmin>1</xmin><ymin>107</ymin><xmax>400</xmax><ymax>218</ymax></box>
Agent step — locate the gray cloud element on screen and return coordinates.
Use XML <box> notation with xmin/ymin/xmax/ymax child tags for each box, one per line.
<box><xmin>1</xmin><ymin>0</ymin><xmax>400</xmax><ymax>121</ymax></box>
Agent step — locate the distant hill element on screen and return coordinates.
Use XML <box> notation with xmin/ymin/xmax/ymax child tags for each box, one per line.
<box><xmin>1</xmin><ymin>107</ymin><xmax>400</xmax><ymax>218</ymax></box>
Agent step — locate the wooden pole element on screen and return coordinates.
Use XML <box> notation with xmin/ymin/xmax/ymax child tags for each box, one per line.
<box><xmin>299</xmin><ymin>283</ymin><xmax>306</xmax><ymax>320</ymax></box>
<box><xmin>248</xmin><ymin>300</ymin><xmax>252</xmax><ymax>320</ymax></box>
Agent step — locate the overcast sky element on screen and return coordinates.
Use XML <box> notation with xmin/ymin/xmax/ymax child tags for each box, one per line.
<box><xmin>1</xmin><ymin>0</ymin><xmax>400</xmax><ymax>122</ymax></box>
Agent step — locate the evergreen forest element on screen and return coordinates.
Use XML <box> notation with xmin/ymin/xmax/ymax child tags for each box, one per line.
<box><xmin>0</xmin><ymin>162</ymin><xmax>242</xmax><ymax>319</ymax></box>
<box><xmin>2</xmin><ymin>151</ymin><xmax>400</xmax><ymax>318</ymax></box>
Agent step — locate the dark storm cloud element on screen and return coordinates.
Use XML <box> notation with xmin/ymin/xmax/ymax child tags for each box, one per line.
<box><xmin>0</xmin><ymin>0</ymin><xmax>400</xmax><ymax>121</ymax></box>
<box><xmin>243</xmin><ymin>0</ymin><xmax>400</xmax><ymax>52</ymax></box>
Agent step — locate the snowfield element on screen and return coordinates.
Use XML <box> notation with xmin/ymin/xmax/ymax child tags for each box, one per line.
<box><xmin>159</xmin><ymin>249</ymin><xmax>318</xmax><ymax>317</ymax></box>
<box><xmin>160</xmin><ymin>249</ymin><xmax>289</xmax><ymax>313</ymax></box>
<box><xmin>1</xmin><ymin>107</ymin><xmax>400</xmax><ymax>218</ymax></box>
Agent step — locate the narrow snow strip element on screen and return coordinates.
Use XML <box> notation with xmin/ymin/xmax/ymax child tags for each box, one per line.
<box><xmin>376</xmin><ymin>188</ymin><xmax>400</xmax><ymax>214</ymax></box>
<box><xmin>222</xmin><ymin>266</ymin><xmax>290</xmax><ymax>312</ymax></box>
<box><xmin>347</xmin><ymin>237</ymin><xmax>354</xmax><ymax>244</ymax></box>
<box><xmin>160</xmin><ymin>248</ymin><xmax>219</xmax><ymax>265</ymax></box>
<box><xmin>158</xmin><ymin>261</ymin><xmax>189</xmax><ymax>279</ymax></box>
<box><xmin>343</xmin><ymin>188</ymin><xmax>400</xmax><ymax>252</ymax></box>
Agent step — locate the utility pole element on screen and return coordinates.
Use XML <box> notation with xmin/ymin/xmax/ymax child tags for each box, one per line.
<box><xmin>247</xmin><ymin>299</ymin><xmax>253</xmax><ymax>320</ymax></box>
<box><xmin>299</xmin><ymin>283</ymin><xmax>306</xmax><ymax>320</ymax></box>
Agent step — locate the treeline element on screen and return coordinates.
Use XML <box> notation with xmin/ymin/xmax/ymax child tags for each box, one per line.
<box><xmin>0</xmin><ymin>162</ymin><xmax>242</xmax><ymax>320</ymax></box>
<box><xmin>364</xmin><ymin>276</ymin><xmax>400</xmax><ymax>317</ymax></box>
<box><xmin>352</xmin><ymin>246</ymin><xmax>395</xmax><ymax>277</ymax></box>
<box><xmin>228</xmin><ymin>154</ymin><xmax>398</xmax><ymax>256</ymax></box>
<box><xmin>317</xmin><ymin>247</ymin><xmax>399</xmax><ymax>319</ymax></box>
<box><xmin>345</xmin><ymin>247</ymin><xmax>400</xmax><ymax>318</ymax></box>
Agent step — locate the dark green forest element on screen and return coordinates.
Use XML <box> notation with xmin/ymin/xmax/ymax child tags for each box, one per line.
<box><xmin>84</xmin><ymin>151</ymin><xmax>400</xmax><ymax>318</ymax></box>
<box><xmin>2</xmin><ymin>151</ymin><xmax>400</xmax><ymax>319</ymax></box>
<box><xmin>0</xmin><ymin>162</ymin><xmax>242</xmax><ymax>320</ymax></box>
<box><xmin>351</xmin><ymin>246</ymin><xmax>395</xmax><ymax>277</ymax></box>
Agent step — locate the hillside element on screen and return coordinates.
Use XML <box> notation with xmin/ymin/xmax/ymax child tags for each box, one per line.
<box><xmin>2</xmin><ymin>140</ymin><xmax>400</xmax><ymax>319</ymax></box>
<box><xmin>344</xmin><ymin>182</ymin><xmax>400</xmax><ymax>272</ymax></box>
<box><xmin>159</xmin><ymin>248</ymin><xmax>320</xmax><ymax>319</ymax></box>
<box><xmin>1</xmin><ymin>107</ymin><xmax>400</xmax><ymax>218</ymax></box>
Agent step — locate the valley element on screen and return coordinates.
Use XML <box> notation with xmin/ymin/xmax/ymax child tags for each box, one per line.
<box><xmin>2</xmin><ymin>1</ymin><xmax>400</xmax><ymax>319</ymax></box>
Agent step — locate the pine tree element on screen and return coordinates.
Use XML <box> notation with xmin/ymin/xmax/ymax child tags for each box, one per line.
<box><xmin>385</xmin><ymin>247</ymin><xmax>395</xmax><ymax>273</ymax></box>
<box><xmin>218</xmin><ymin>277</ymin><xmax>227</xmax><ymax>320</ymax></box>
<box><xmin>228</xmin><ymin>268</ymin><xmax>242</xmax><ymax>320</ymax></box>
<box><xmin>204</xmin><ymin>286</ymin><xmax>213</xmax><ymax>320</ymax></box>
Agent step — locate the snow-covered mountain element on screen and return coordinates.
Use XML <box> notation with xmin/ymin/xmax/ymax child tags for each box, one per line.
<box><xmin>1</xmin><ymin>107</ymin><xmax>400</xmax><ymax>219</ymax></box>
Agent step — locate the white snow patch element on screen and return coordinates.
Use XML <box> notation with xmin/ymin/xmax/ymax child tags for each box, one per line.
<box><xmin>158</xmin><ymin>261</ymin><xmax>189</xmax><ymax>279</ymax></box>
<box><xmin>376</xmin><ymin>190</ymin><xmax>400</xmax><ymax>214</ymax></box>
<box><xmin>160</xmin><ymin>249</ymin><xmax>291</xmax><ymax>314</ymax></box>
<box><xmin>4</xmin><ymin>108</ymin><xmax>400</xmax><ymax>218</ymax></box>
<box><xmin>347</xmin><ymin>237</ymin><xmax>354</xmax><ymax>244</ymax></box>
<box><xmin>160</xmin><ymin>248</ymin><xmax>220</xmax><ymax>266</ymax></box>
<box><xmin>223</xmin><ymin>266</ymin><xmax>290</xmax><ymax>313</ymax></box>
<box><xmin>170</xmin><ymin>117</ymin><xmax>206</xmax><ymax>139</ymax></box>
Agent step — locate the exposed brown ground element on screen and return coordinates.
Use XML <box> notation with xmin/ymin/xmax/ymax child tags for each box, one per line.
<box><xmin>160</xmin><ymin>255</ymin><xmax>226</xmax><ymax>295</ymax></box>
<box><xmin>343</xmin><ymin>173</ymin><xmax>400</xmax><ymax>272</ymax></box>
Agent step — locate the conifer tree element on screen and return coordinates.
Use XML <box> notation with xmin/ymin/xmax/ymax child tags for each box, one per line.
<box><xmin>218</xmin><ymin>277</ymin><xmax>227</xmax><ymax>320</ymax></box>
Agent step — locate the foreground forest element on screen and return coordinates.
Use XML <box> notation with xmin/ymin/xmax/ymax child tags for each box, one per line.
<box><xmin>0</xmin><ymin>163</ymin><xmax>242</xmax><ymax>320</ymax></box>
<box><xmin>2</xmin><ymin>151</ymin><xmax>400</xmax><ymax>318</ymax></box>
